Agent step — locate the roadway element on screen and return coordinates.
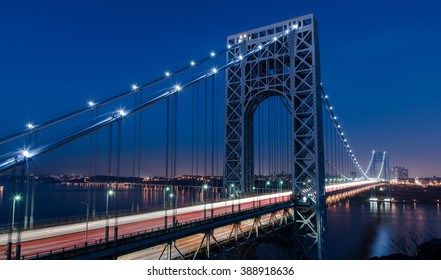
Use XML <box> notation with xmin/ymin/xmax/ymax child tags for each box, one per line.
<box><xmin>0</xmin><ymin>192</ymin><xmax>291</xmax><ymax>259</ymax></box>
<box><xmin>0</xmin><ymin>180</ymin><xmax>376</xmax><ymax>259</ymax></box>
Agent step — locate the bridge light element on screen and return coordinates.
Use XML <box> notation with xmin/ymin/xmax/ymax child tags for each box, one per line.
<box><xmin>344</xmin><ymin>139</ymin><xmax>347</xmax><ymax>142</ymax></box>
<box><xmin>131</xmin><ymin>84</ymin><xmax>139</xmax><ymax>91</ymax></box>
<box><xmin>273</xmin><ymin>36</ymin><xmax>278</xmax><ymax>42</ymax></box>
<box><xmin>238</xmin><ymin>55</ymin><xmax>243</xmax><ymax>61</ymax></box>
<box><xmin>169</xmin><ymin>193</ymin><xmax>174</xmax><ymax>198</ymax></box>
<box><xmin>258</xmin><ymin>45</ymin><xmax>263</xmax><ymax>50</ymax></box>
<box><xmin>22</xmin><ymin>149</ymin><xmax>31</xmax><ymax>158</ymax></box>
<box><xmin>118</xmin><ymin>109</ymin><xmax>127</xmax><ymax>117</ymax></box>
<box><xmin>14</xmin><ymin>195</ymin><xmax>21</xmax><ymax>201</ymax></box>
<box><xmin>203</xmin><ymin>184</ymin><xmax>208</xmax><ymax>189</ymax></box>
<box><xmin>227</xmin><ymin>45</ymin><xmax>231</xmax><ymax>49</ymax></box>
<box><xmin>238</xmin><ymin>39</ymin><xmax>243</xmax><ymax>43</ymax></box>
<box><xmin>330</xmin><ymin>106</ymin><xmax>333</xmax><ymax>110</ymax></box>
<box><xmin>341</xmin><ymin>132</ymin><xmax>344</xmax><ymax>136</ymax></box>
<box><xmin>285</xmin><ymin>29</ymin><xmax>290</xmax><ymax>34</ymax></box>
<box><xmin>212</xmin><ymin>67</ymin><xmax>218</xmax><ymax>74</ymax></box>
<box><xmin>165</xmin><ymin>71</ymin><xmax>171</xmax><ymax>77</ymax></box>
<box><xmin>210</xmin><ymin>51</ymin><xmax>216</xmax><ymax>57</ymax></box>
<box><xmin>174</xmin><ymin>85</ymin><xmax>182</xmax><ymax>92</ymax></box>
<box><xmin>107</xmin><ymin>190</ymin><xmax>114</xmax><ymax>196</ymax></box>
<box><xmin>266</xmin><ymin>181</ymin><xmax>270</xmax><ymax>186</ymax></box>
<box><xmin>190</xmin><ymin>61</ymin><xmax>196</xmax><ymax>66</ymax></box>
<box><xmin>333</xmin><ymin>116</ymin><xmax>337</xmax><ymax>120</ymax></box>
<box><xmin>87</xmin><ymin>100</ymin><xmax>96</xmax><ymax>108</ymax></box>
<box><xmin>292</xmin><ymin>23</ymin><xmax>299</xmax><ymax>30</ymax></box>
<box><xmin>26</xmin><ymin>122</ymin><xmax>35</xmax><ymax>130</ymax></box>
<box><xmin>337</xmin><ymin>125</ymin><xmax>341</xmax><ymax>128</ymax></box>
<box><xmin>325</xmin><ymin>95</ymin><xmax>328</xmax><ymax>99</ymax></box>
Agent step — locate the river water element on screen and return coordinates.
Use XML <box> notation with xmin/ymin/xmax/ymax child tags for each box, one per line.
<box><xmin>1</xmin><ymin>182</ymin><xmax>441</xmax><ymax>259</ymax></box>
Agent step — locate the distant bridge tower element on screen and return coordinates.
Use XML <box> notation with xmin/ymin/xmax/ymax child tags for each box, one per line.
<box><xmin>224</xmin><ymin>14</ymin><xmax>326</xmax><ymax>259</ymax></box>
<box><xmin>369</xmin><ymin>151</ymin><xmax>390</xmax><ymax>180</ymax></box>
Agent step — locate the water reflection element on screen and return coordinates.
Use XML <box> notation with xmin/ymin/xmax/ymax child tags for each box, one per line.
<box><xmin>328</xmin><ymin>199</ymin><xmax>441</xmax><ymax>259</ymax></box>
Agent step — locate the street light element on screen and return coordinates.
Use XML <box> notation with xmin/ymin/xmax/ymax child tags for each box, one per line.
<box><xmin>203</xmin><ymin>184</ymin><xmax>208</xmax><ymax>219</ymax></box>
<box><xmin>12</xmin><ymin>195</ymin><xmax>21</xmax><ymax>229</ymax></box>
<box><xmin>279</xmin><ymin>180</ymin><xmax>284</xmax><ymax>202</ymax></box>
<box><xmin>105</xmin><ymin>189</ymin><xmax>114</xmax><ymax>242</ymax></box>
<box><xmin>106</xmin><ymin>189</ymin><xmax>114</xmax><ymax>217</ymax></box>
<box><xmin>164</xmin><ymin>186</ymin><xmax>170</xmax><ymax>228</ymax></box>
<box><xmin>169</xmin><ymin>192</ymin><xmax>177</xmax><ymax>227</ymax></box>
<box><xmin>230</xmin><ymin>183</ymin><xmax>235</xmax><ymax>212</ymax></box>
<box><xmin>81</xmin><ymin>201</ymin><xmax>89</xmax><ymax>245</ymax></box>
<box><xmin>7</xmin><ymin>195</ymin><xmax>21</xmax><ymax>260</ymax></box>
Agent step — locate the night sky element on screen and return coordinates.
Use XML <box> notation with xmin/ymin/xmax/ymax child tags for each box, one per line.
<box><xmin>0</xmin><ymin>0</ymin><xmax>440</xmax><ymax>177</ymax></box>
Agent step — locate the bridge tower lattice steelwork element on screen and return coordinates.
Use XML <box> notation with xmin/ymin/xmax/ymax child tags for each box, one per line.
<box><xmin>224</xmin><ymin>14</ymin><xmax>326</xmax><ymax>259</ymax></box>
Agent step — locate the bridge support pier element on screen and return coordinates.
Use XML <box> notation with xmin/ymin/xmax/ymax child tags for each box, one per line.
<box><xmin>227</xmin><ymin>221</ymin><xmax>244</xmax><ymax>242</ymax></box>
<box><xmin>280</xmin><ymin>208</ymin><xmax>291</xmax><ymax>225</ymax></box>
<box><xmin>192</xmin><ymin>229</ymin><xmax>221</xmax><ymax>260</ymax></box>
<box><xmin>269</xmin><ymin>212</ymin><xmax>277</xmax><ymax>227</ymax></box>
<box><xmin>248</xmin><ymin>216</ymin><xmax>263</xmax><ymax>239</ymax></box>
<box><xmin>157</xmin><ymin>240</ymin><xmax>185</xmax><ymax>260</ymax></box>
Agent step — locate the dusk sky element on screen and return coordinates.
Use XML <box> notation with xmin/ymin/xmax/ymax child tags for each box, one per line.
<box><xmin>1</xmin><ymin>0</ymin><xmax>440</xmax><ymax>178</ymax></box>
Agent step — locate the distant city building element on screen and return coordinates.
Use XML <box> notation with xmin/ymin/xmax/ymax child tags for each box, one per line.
<box><xmin>392</xmin><ymin>166</ymin><xmax>409</xmax><ymax>179</ymax></box>
<box><xmin>369</xmin><ymin>151</ymin><xmax>390</xmax><ymax>180</ymax></box>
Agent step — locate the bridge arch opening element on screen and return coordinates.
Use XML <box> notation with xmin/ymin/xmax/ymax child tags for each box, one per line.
<box><xmin>242</xmin><ymin>90</ymin><xmax>292</xmax><ymax>194</ymax></box>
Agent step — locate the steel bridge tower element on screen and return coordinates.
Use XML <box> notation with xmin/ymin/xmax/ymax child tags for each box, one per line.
<box><xmin>224</xmin><ymin>14</ymin><xmax>326</xmax><ymax>259</ymax></box>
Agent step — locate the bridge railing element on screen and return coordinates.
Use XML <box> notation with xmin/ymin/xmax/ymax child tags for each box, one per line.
<box><xmin>0</xmin><ymin>189</ymin><xmax>289</xmax><ymax>234</ymax></box>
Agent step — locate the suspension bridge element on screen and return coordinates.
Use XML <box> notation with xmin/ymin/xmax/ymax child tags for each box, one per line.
<box><xmin>0</xmin><ymin>14</ymin><xmax>389</xmax><ymax>260</ymax></box>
